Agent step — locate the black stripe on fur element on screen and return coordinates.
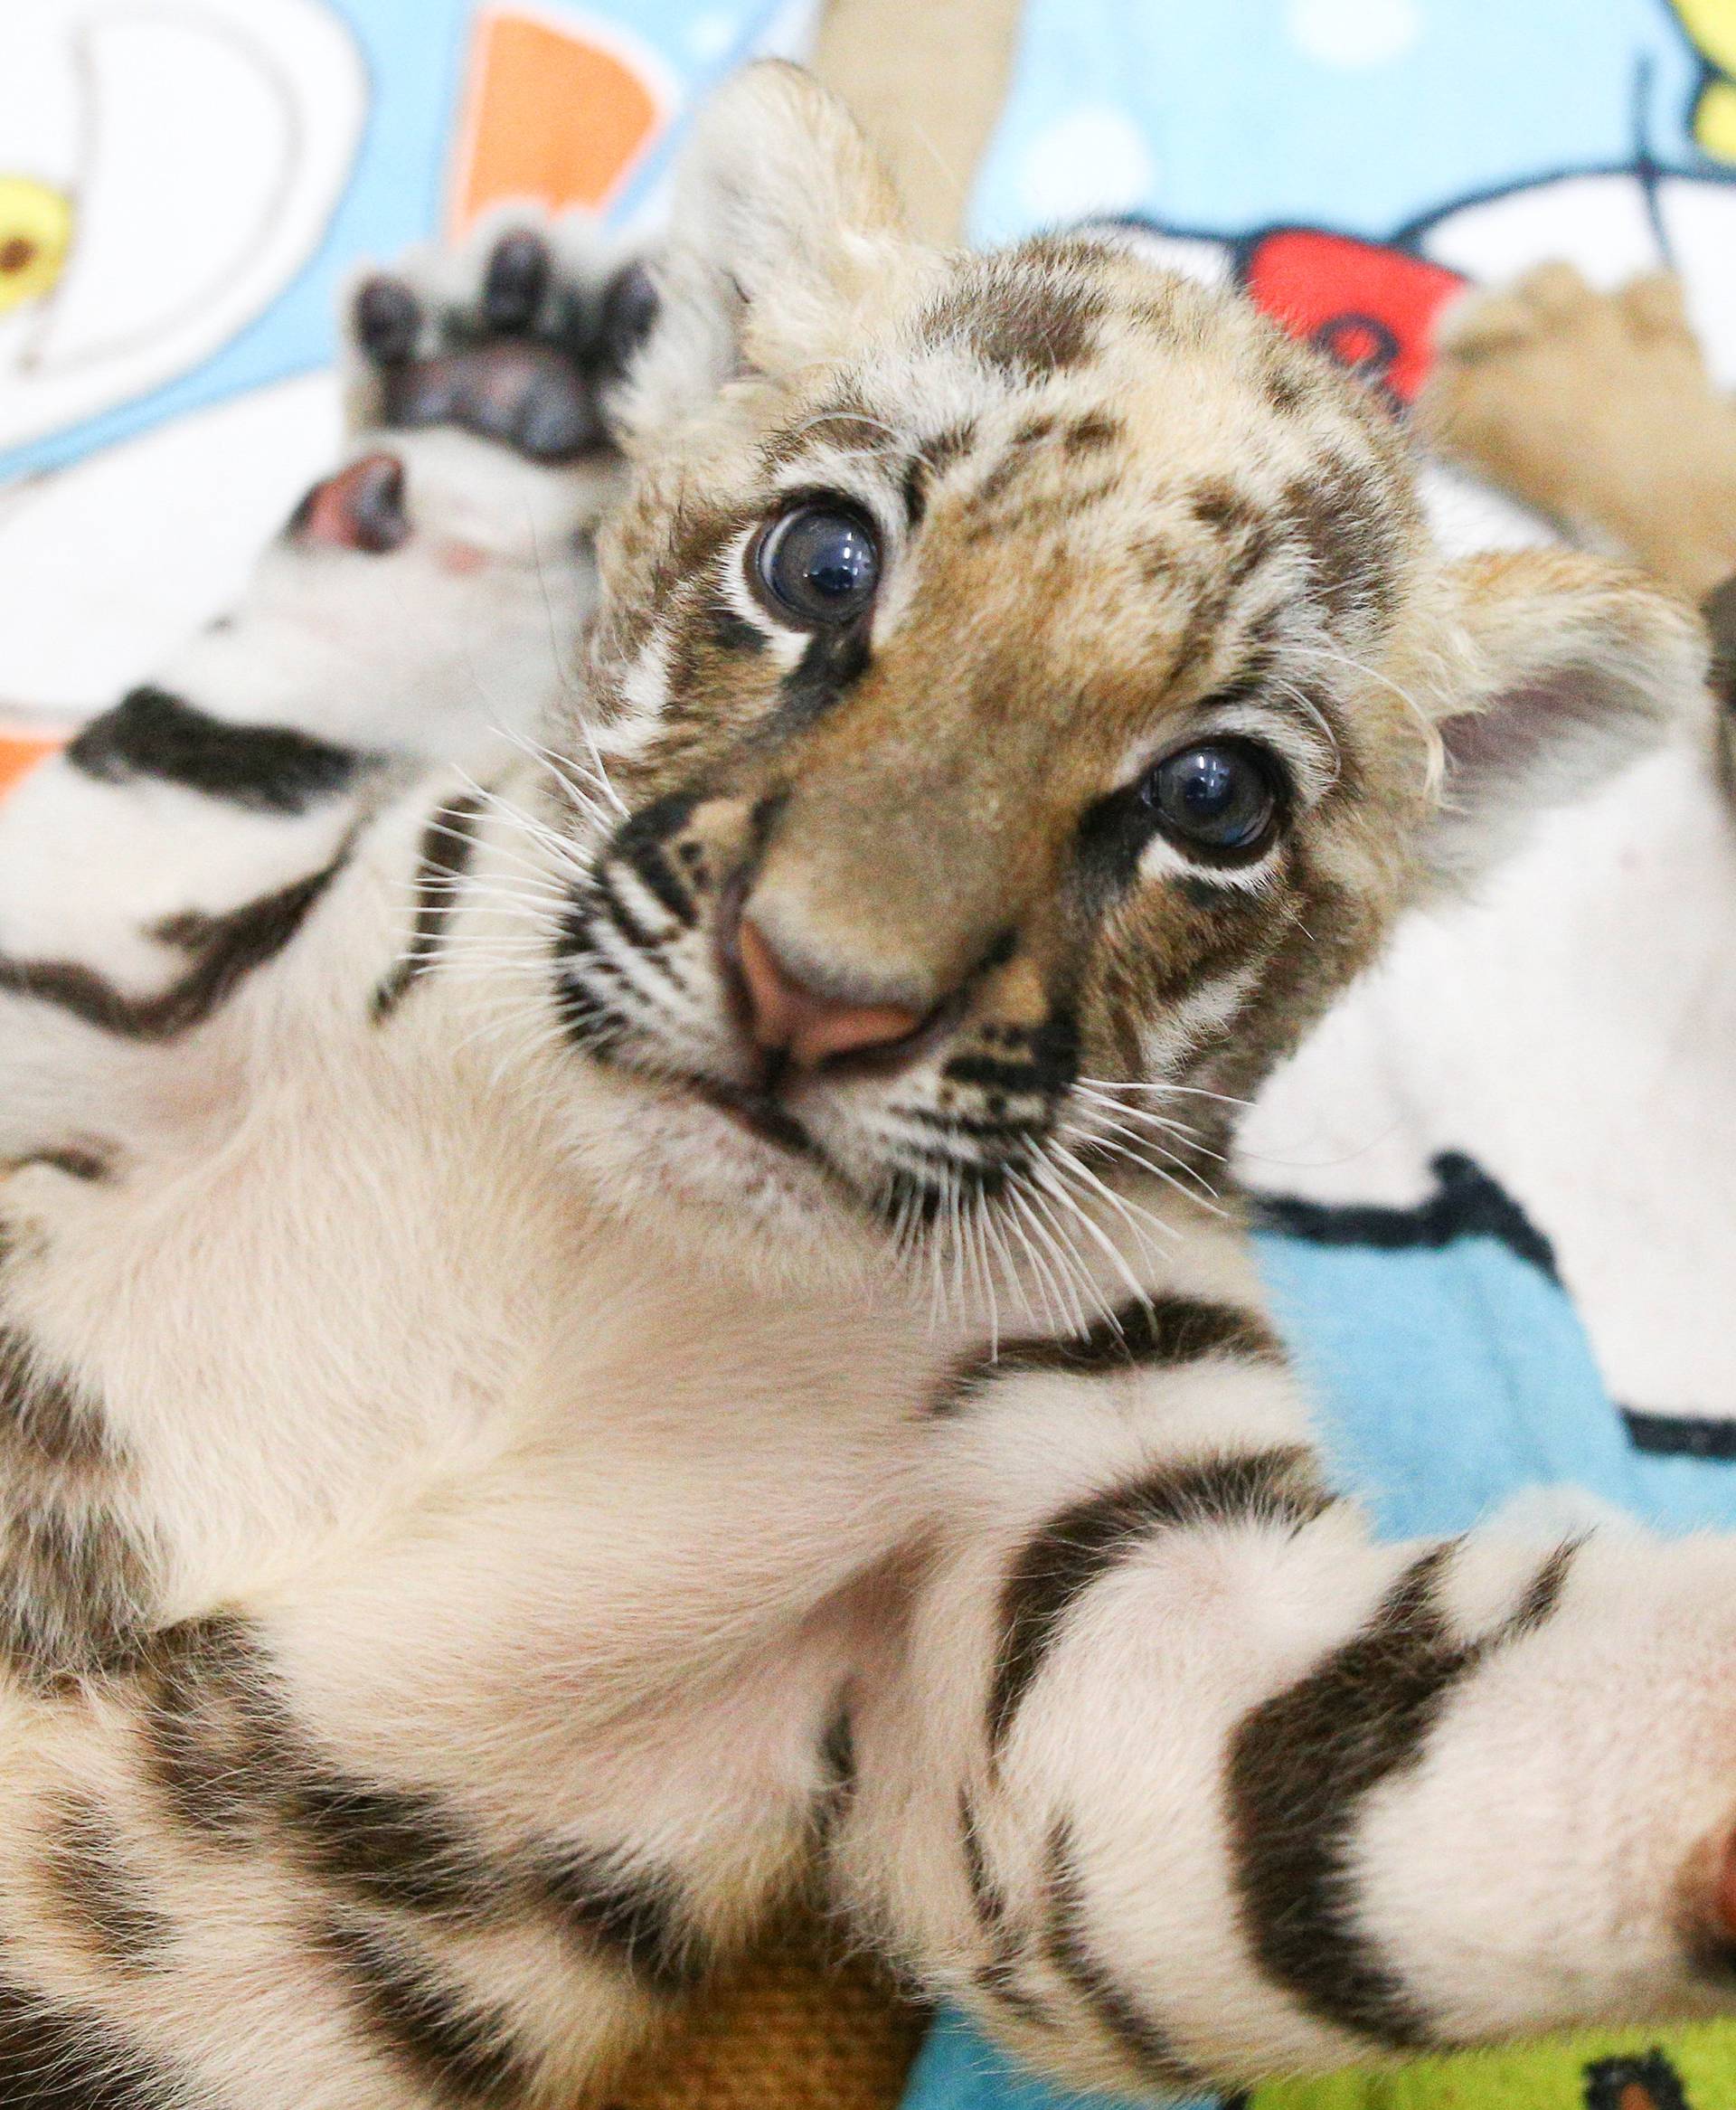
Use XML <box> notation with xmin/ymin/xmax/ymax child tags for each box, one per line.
<box><xmin>68</xmin><ymin>686</ymin><xmax>362</xmax><ymax>813</ymax></box>
<box><xmin>813</xmin><ymin>1702</ymin><xmax>857</xmax><ymax>1851</ymax></box>
<box><xmin>0</xmin><ymin>1317</ymin><xmax>155</xmax><ymax>1685</ymax></box>
<box><xmin>939</xmin><ymin>1293</ymin><xmax>1282</xmax><ymax>1413</ymax></box>
<box><xmin>8</xmin><ymin>1146</ymin><xmax>113</xmax><ymax>1183</ymax></box>
<box><xmin>544</xmin><ymin>1844</ymin><xmax>708</xmax><ymax>1996</ymax></box>
<box><xmin>0</xmin><ymin>1293</ymin><xmax>155</xmax><ymax>1689</ymax></box>
<box><xmin>372</xmin><ymin>794</ymin><xmax>483</xmax><ymax>1021</ymax></box>
<box><xmin>959</xmin><ymin>1791</ymin><xmax>1053</xmax><ymax>2028</ymax></box>
<box><xmin>146</xmin><ymin>1634</ymin><xmax>512</xmax><ymax>1926</ymax></box>
<box><xmin>0</xmin><ymin>1499</ymin><xmax>157</xmax><ymax>1688</ymax></box>
<box><xmin>44</xmin><ymin>1797</ymin><xmax>175</xmax><ymax>1971</ymax></box>
<box><xmin>607</xmin><ymin>795</ymin><xmax>700</xmax><ymax>931</ymax></box>
<box><xmin>1703</xmin><ymin>572</ymin><xmax>1736</xmax><ymax>716</ymax></box>
<box><xmin>325</xmin><ymin>1917</ymin><xmax>534</xmax><ymax>2106</ymax></box>
<box><xmin>1043</xmin><ymin>1817</ymin><xmax>1197</xmax><ymax>2086</ymax></box>
<box><xmin>0</xmin><ymin>853</ymin><xmax>348</xmax><ymax>1041</ymax></box>
<box><xmin>0</xmin><ymin>1974</ymin><xmax>183</xmax><ymax>2108</ymax></box>
<box><xmin>988</xmin><ymin>1447</ymin><xmax>1328</xmax><ymax>1757</ymax></box>
<box><xmin>0</xmin><ymin>1327</ymin><xmax>113</xmax><ymax>1471</ymax></box>
<box><xmin>137</xmin><ymin>1619</ymin><xmax>711</xmax><ymax>1992</ymax></box>
<box><xmin>140</xmin><ymin>1616</ymin><xmax>289</xmax><ymax>1839</ymax></box>
<box><xmin>289</xmin><ymin>1779</ymin><xmax>511</xmax><ymax>1921</ymax></box>
<box><xmin>1227</xmin><ymin>1539</ymin><xmax>1580</xmax><ymax>2048</ymax></box>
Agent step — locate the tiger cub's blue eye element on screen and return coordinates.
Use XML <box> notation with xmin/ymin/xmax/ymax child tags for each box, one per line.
<box><xmin>1144</xmin><ymin>741</ymin><xmax>1280</xmax><ymax>855</ymax></box>
<box><xmin>754</xmin><ymin>504</ymin><xmax>881</xmax><ymax>627</ymax></box>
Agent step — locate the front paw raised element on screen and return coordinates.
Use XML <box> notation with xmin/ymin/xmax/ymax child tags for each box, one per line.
<box><xmin>349</xmin><ymin>219</ymin><xmax>659</xmax><ymax>465</ymax></box>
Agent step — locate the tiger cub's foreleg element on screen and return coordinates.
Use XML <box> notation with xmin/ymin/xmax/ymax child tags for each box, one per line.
<box><xmin>838</xmin><ymin>1233</ymin><xmax>1736</xmax><ymax>2099</ymax></box>
<box><xmin>0</xmin><ymin>216</ymin><xmax>654</xmax><ymax>1172</ymax></box>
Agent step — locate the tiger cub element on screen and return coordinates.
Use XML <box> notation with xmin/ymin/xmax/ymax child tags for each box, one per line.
<box><xmin>0</xmin><ymin>61</ymin><xmax>1727</xmax><ymax>2110</ymax></box>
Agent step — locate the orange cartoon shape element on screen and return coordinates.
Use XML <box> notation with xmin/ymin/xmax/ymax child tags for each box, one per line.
<box><xmin>450</xmin><ymin>5</ymin><xmax>673</xmax><ymax>232</ymax></box>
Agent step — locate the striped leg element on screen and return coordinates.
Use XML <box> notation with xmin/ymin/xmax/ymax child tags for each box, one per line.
<box><xmin>0</xmin><ymin>1552</ymin><xmax>842</xmax><ymax>2110</ymax></box>
<box><xmin>835</xmin><ymin>1263</ymin><xmax>1736</xmax><ymax>2097</ymax></box>
<box><xmin>0</xmin><ymin>214</ymin><xmax>647</xmax><ymax>1167</ymax></box>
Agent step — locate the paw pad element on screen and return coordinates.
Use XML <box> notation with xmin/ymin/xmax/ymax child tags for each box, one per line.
<box><xmin>352</xmin><ymin>228</ymin><xmax>659</xmax><ymax>467</ymax></box>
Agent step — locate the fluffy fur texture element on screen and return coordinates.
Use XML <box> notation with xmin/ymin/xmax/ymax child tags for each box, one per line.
<box><xmin>0</xmin><ymin>62</ymin><xmax>1724</xmax><ymax>2110</ymax></box>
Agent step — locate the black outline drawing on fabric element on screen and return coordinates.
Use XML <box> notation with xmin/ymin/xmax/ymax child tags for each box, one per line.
<box><xmin>1094</xmin><ymin>31</ymin><xmax>1736</xmax><ymax>412</ymax></box>
<box><xmin>1253</xmin><ymin>1155</ymin><xmax>1736</xmax><ymax>1464</ymax></box>
<box><xmin>1254</xmin><ymin>1150</ymin><xmax>1560</xmax><ymax>1277</ymax></box>
<box><xmin>12</xmin><ymin>8</ymin><xmax>307</xmax><ymax>378</ymax></box>
<box><xmin>1583</xmin><ymin>2046</ymin><xmax>1694</xmax><ymax>2109</ymax></box>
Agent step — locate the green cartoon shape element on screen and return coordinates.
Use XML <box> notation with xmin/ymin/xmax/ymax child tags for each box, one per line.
<box><xmin>1246</xmin><ymin>2024</ymin><xmax>1734</xmax><ymax>2110</ymax></box>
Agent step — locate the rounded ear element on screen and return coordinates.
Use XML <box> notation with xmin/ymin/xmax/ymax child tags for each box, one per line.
<box><xmin>1421</xmin><ymin>548</ymin><xmax>1711</xmax><ymax>892</ymax></box>
<box><xmin>618</xmin><ymin>62</ymin><xmax>928</xmax><ymax>440</ymax></box>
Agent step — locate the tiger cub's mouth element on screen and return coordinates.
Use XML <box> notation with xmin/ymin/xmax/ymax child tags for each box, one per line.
<box><xmin>688</xmin><ymin>1076</ymin><xmax>813</xmax><ymax>1159</ymax></box>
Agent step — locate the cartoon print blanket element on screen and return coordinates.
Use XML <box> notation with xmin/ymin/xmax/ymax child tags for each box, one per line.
<box><xmin>6</xmin><ymin>6</ymin><xmax>1736</xmax><ymax>2110</ymax></box>
<box><xmin>911</xmin><ymin>5</ymin><xmax>1736</xmax><ymax>2110</ymax></box>
<box><xmin>0</xmin><ymin>0</ymin><xmax>810</xmax><ymax>759</ymax></box>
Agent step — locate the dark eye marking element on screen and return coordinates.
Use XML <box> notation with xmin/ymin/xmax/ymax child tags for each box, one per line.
<box><xmin>1143</xmin><ymin>739</ymin><xmax>1282</xmax><ymax>858</ymax></box>
<box><xmin>703</xmin><ymin>603</ymin><xmax>765</xmax><ymax>656</ymax></box>
<box><xmin>750</xmin><ymin>502</ymin><xmax>881</xmax><ymax>629</ymax></box>
<box><xmin>772</xmin><ymin>621</ymin><xmax>873</xmax><ymax>735</ymax></box>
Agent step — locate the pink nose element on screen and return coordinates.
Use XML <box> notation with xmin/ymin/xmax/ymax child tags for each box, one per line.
<box><xmin>292</xmin><ymin>451</ymin><xmax>409</xmax><ymax>554</ymax></box>
<box><xmin>735</xmin><ymin>917</ymin><xmax>924</xmax><ymax>1068</ymax></box>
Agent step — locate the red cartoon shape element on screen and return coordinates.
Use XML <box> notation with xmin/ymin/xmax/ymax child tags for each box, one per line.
<box><xmin>1243</xmin><ymin>228</ymin><xmax>1467</xmax><ymax>404</ymax></box>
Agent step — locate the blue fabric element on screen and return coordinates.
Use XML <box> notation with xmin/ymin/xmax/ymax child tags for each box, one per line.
<box><xmin>1262</xmin><ymin>1230</ymin><xmax>1736</xmax><ymax>1542</ymax></box>
<box><xmin>908</xmin><ymin>2011</ymin><xmax>1218</xmax><ymax>2110</ymax></box>
<box><xmin>969</xmin><ymin>0</ymin><xmax>1713</xmax><ymax>248</ymax></box>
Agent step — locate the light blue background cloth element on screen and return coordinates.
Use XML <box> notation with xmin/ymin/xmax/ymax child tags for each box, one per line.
<box><xmin>970</xmin><ymin>0</ymin><xmax>1711</xmax><ymax>247</ymax></box>
<box><xmin>910</xmin><ymin>2011</ymin><xmax>1218</xmax><ymax>2110</ymax></box>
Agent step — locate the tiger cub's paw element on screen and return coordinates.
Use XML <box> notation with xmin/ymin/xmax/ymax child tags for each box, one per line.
<box><xmin>347</xmin><ymin>217</ymin><xmax>659</xmax><ymax>466</ymax></box>
<box><xmin>1420</xmin><ymin>264</ymin><xmax>1736</xmax><ymax>600</ymax></box>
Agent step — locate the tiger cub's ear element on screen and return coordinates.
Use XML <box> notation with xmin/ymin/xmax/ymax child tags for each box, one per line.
<box><xmin>1420</xmin><ymin>547</ymin><xmax>1710</xmax><ymax>891</ymax></box>
<box><xmin>618</xmin><ymin>61</ymin><xmax>929</xmax><ymax>440</ymax></box>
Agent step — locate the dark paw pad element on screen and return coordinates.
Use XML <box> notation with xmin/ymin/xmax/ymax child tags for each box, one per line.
<box><xmin>378</xmin><ymin>339</ymin><xmax>604</xmax><ymax>461</ymax></box>
<box><xmin>354</xmin><ymin>278</ymin><xmax>422</xmax><ymax>366</ymax></box>
<box><xmin>353</xmin><ymin>229</ymin><xmax>659</xmax><ymax>466</ymax></box>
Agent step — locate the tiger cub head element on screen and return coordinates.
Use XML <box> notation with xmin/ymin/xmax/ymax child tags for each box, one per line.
<box><xmin>541</xmin><ymin>62</ymin><xmax>1704</xmax><ymax>1282</ymax></box>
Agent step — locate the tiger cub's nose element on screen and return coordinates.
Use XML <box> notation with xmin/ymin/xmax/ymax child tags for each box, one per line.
<box><xmin>734</xmin><ymin>916</ymin><xmax>925</xmax><ymax>1068</ymax></box>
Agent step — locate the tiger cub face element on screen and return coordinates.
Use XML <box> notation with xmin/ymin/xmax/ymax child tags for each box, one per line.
<box><xmin>540</xmin><ymin>63</ymin><xmax>1703</xmax><ymax>1274</ymax></box>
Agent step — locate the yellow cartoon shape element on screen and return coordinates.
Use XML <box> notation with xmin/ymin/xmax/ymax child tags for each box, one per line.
<box><xmin>0</xmin><ymin>176</ymin><xmax>72</xmax><ymax>316</ymax></box>
<box><xmin>1673</xmin><ymin>0</ymin><xmax>1736</xmax><ymax>160</ymax></box>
